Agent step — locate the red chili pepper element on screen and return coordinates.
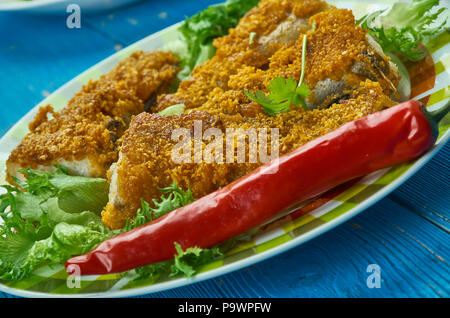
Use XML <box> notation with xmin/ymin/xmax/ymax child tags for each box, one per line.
<box><xmin>66</xmin><ymin>100</ymin><xmax>446</xmax><ymax>275</ymax></box>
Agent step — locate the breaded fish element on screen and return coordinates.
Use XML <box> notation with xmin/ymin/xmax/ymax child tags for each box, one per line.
<box><xmin>210</xmin><ymin>8</ymin><xmax>399</xmax><ymax>116</ymax></box>
<box><xmin>6</xmin><ymin>51</ymin><xmax>179</xmax><ymax>182</ymax></box>
<box><xmin>103</xmin><ymin>79</ymin><xmax>395</xmax><ymax>229</ymax></box>
<box><xmin>102</xmin><ymin>7</ymin><xmax>400</xmax><ymax>229</ymax></box>
<box><xmin>156</xmin><ymin>2</ymin><xmax>399</xmax><ymax>114</ymax></box>
<box><xmin>155</xmin><ymin>0</ymin><xmax>331</xmax><ymax>112</ymax></box>
<box><xmin>103</xmin><ymin>111</ymin><xmax>230</xmax><ymax>229</ymax></box>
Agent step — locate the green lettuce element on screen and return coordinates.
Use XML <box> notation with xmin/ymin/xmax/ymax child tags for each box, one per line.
<box><xmin>123</xmin><ymin>181</ymin><xmax>195</xmax><ymax>231</ymax></box>
<box><xmin>0</xmin><ymin>167</ymin><xmax>217</xmax><ymax>281</ymax></box>
<box><xmin>0</xmin><ymin>222</ymin><xmax>113</xmax><ymax>281</ymax></box>
<box><xmin>13</xmin><ymin>165</ymin><xmax>108</xmax><ymax>218</ymax></box>
<box><xmin>358</xmin><ymin>0</ymin><xmax>448</xmax><ymax>61</ymax></box>
<box><xmin>43</xmin><ymin>197</ymin><xmax>104</xmax><ymax>227</ymax></box>
<box><xmin>0</xmin><ymin>167</ymin><xmax>111</xmax><ymax>280</ymax></box>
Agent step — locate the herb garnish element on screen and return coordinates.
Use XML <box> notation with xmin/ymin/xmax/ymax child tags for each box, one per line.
<box><xmin>123</xmin><ymin>181</ymin><xmax>195</xmax><ymax>231</ymax></box>
<box><xmin>244</xmin><ymin>34</ymin><xmax>310</xmax><ymax>115</ymax></box>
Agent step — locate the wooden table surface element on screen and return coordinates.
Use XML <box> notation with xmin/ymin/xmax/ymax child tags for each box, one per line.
<box><xmin>0</xmin><ymin>0</ymin><xmax>448</xmax><ymax>298</ymax></box>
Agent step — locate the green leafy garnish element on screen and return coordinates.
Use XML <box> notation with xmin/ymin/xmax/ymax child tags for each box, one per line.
<box><xmin>123</xmin><ymin>200</ymin><xmax>153</xmax><ymax>232</ymax></box>
<box><xmin>0</xmin><ymin>168</ymin><xmax>111</xmax><ymax>280</ymax></box>
<box><xmin>249</xmin><ymin>32</ymin><xmax>257</xmax><ymax>44</ymax></box>
<box><xmin>358</xmin><ymin>0</ymin><xmax>447</xmax><ymax>61</ymax></box>
<box><xmin>130</xmin><ymin>242</ymin><xmax>223</xmax><ymax>282</ymax></box>
<box><xmin>158</xmin><ymin>104</ymin><xmax>186</xmax><ymax>116</ymax></box>
<box><xmin>170</xmin><ymin>242</ymin><xmax>222</xmax><ymax>277</ymax></box>
<box><xmin>13</xmin><ymin>165</ymin><xmax>109</xmax><ymax>218</ymax></box>
<box><xmin>0</xmin><ymin>169</ymin><xmax>222</xmax><ymax>282</ymax></box>
<box><xmin>244</xmin><ymin>35</ymin><xmax>310</xmax><ymax>115</ymax></box>
<box><xmin>158</xmin><ymin>103</ymin><xmax>186</xmax><ymax>116</ymax></box>
<box><xmin>123</xmin><ymin>181</ymin><xmax>195</xmax><ymax>231</ymax></box>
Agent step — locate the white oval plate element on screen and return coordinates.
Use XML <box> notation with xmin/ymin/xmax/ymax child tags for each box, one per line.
<box><xmin>0</xmin><ymin>1</ymin><xmax>449</xmax><ymax>297</ymax></box>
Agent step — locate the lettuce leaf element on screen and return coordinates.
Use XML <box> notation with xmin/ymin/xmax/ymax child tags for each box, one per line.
<box><xmin>43</xmin><ymin>197</ymin><xmax>104</xmax><ymax>227</ymax></box>
<box><xmin>0</xmin><ymin>167</ymin><xmax>111</xmax><ymax>280</ymax></box>
<box><xmin>0</xmin><ymin>222</ymin><xmax>112</xmax><ymax>280</ymax></box>
<box><xmin>0</xmin><ymin>169</ymin><xmax>206</xmax><ymax>281</ymax></box>
<box><xmin>13</xmin><ymin>166</ymin><xmax>108</xmax><ymax>218</ymax></box>
<box><xmin>123</xmin><ymin>181</ymin><xmax>195</xmax><ymax>231</ymax></box>
<box><xmin>358</xmin><ymin>0</ymin><xmax>448</xmax><ymax>61</ymax></box>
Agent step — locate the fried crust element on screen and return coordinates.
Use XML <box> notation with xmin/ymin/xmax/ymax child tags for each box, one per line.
<box><xmin>155</xmin><ymin>0</ymin><xmax>330</xmax><ymax>112</ymax></box>
<box><xmin>7</xmin><ymin>51</ymin><xmax>179</xmax><ymax>181</ymax></box>
<box><xmin>103</xmin><ymin>6</ymin><xmax>400</xmax><ymax>229</ymax></box>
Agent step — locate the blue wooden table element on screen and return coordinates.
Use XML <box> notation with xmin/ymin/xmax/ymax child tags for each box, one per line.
<box><xmin>0</xmin><ymin>0</ymin><xmax>448</xmax><ymax>298</ymax></box>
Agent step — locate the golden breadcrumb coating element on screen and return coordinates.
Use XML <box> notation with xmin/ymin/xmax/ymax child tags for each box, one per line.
<box><xmin>102</xmin><ymin>6</ymin><xmax>400</xmax><ymax>229</ymax></box>
<box><xmin>7</xmin><ymin>51</ymin><xmax>179</xmax><ymax>182</ymax></box>
<box><xmin>103</xmin><ymin>79</ymin><xmax>394</xmax><ymax>229</ymax></box>
<box><xmin>155</xmin><ymin>0</ymin><xmax>330</xmax><ymax>112</ymax></box>
<box><xmin>156</xmin><ymin>5</ymin><xmax>398</xmax><ymax>114</ymax></box>
<box><xmin>102</xmin><ymin>111</ymin><xmax>230</xmax><ymax>229</ymax></box>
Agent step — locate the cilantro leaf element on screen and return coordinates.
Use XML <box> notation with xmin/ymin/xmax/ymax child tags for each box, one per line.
<box><xmin>244</xmin><ymin>35</ymin><xmax>311</xmax><ymax>115</ymax></box>
<box><xmin>358</xmin><ymin>0</ymin><xmax>447</xmax><ymax>61</ymax></box>
<box><xmin>244</xmin><ymin>79</ymin><xmax>310</xmax><ymax>116</ymax></box>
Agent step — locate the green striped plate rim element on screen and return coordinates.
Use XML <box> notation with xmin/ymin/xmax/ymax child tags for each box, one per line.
<box><xmin>0</xmin><ymin>1</ymin><xmax>449</xmax><ymax>297</ymax></box>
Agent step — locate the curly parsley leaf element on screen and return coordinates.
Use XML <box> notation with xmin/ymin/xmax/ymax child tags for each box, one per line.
<box><xmin>123</xmin><ymin>181</ymin><xmax>195</xmax><ymax>231</ymax></box>
<box><xmin>170</xmin><ymin>242</ymin><xmax>223</xmax><ymax>278</ymax></box>
<box><xmin>128</xmin><ymin>242</ymin><xmax>223</xmax><ymax>282</ymax></box>
<box><xmin>358</xmin><ymin>0</ymin><xmax>447</xmax><ymax>61</ymax></box>
<box><xmin>244</xmin><ymin>35</ymin><xmax>310</xmax><ymax>115</ymax></box>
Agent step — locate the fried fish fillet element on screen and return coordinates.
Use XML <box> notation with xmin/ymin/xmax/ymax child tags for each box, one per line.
<box><xmin>156</xmin><ymin>2</ymin><xmax>399</xmax><ymax>115</ymax></box>
<box><xmin>103</xmin><ymin>111</ymin><xmax>229</xmax><ymax>229</ymax></box>
<box><xmin>6</xmin><ymin>51</ymin><xmax>179</xmax><ymax>182</ymax></box>
<box><xmin>155</xmin><ymin>0</ymin><xmax>331</xmax><ymax>112</ymax></box>
<box><xmin>102</xmin><ymin>6</ymin><xmax>401</xmax><ymax>229</ymax></box>
<box><xmin>207</xmin><ymin>8</ymin><xmax>399</xmax><ymax>117</ymax></box>
<box><xmin>103</xmin><ymin>79</ymin><xmax>395</xmax><ymax>229</ymax></box>
<box><xmin>103</xmin><ymin>7</ymin><xmax>400</xmax><ymax>229</ymax></box>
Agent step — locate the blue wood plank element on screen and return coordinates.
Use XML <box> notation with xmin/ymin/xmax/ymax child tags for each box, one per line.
<box><xmin>83</xmin><ymin>0</ymin><xmax>219</xmax><ymax>46</ymax></box>
<box><xmin>390</xmin><ymin>145</ymin><xmax>449</xmax><ymax>232</ymax></box>
<box><xmin>0</xmin><ymin>12</ymin><xmax>119</xmax><ymax>137</ymax></box>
